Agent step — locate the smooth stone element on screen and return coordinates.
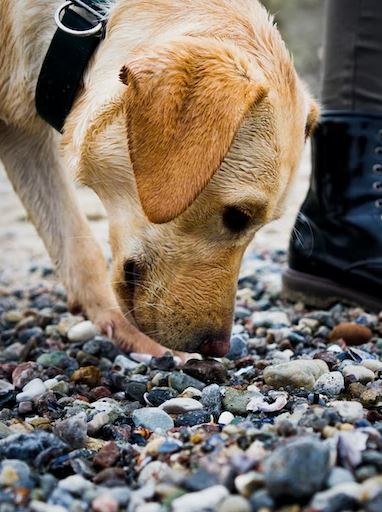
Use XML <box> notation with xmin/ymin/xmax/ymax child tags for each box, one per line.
<box><xmin>182</xmin><ymin>359</ymin><xmax>228</xmax><ymax>384</ymax></box>
<box><xmin>125</xmin><ymin>381</ymin><xmax>147</xmax><ymax>404</ymax></box>
<box><xmin>263</xmin><ymin>360</ymin><xmax>329</xmax><ymax>390</ymax></box>
<box><xmin>132</xmin><ymin>408</ymin><xmax>174</xmax><ymax>432</ymax></box>
<box><xmin>54</xmin><ymin>412</ymin><xmax>88</xmax><ymax>448</ymax></box>
<box><xmin>235</xmin><ymin>471</ymin><xmax>264</xmax><ymax>497</ymax></box>
<box><xmin>313</xmin><ymin>371</ymin><xmax>345</xmax><ymax>396</ymax></box>
<box><xmin>218</xmin><ymin>495</ymin><xmax>251</xmax><ymax>512</ymax></box>
<box><xmin>159</xmin><ymin>397</ymin><xmax>203</xmax><ymax>414</ymax></box>
<box><xmin>249</xmin><ymin>490</ymin><xmax>275</xmax><ymax>512</ymax></box>
<box><xmin>309</xmin><ymin>482</ymin><xmax>362</xmax><ymax>511</ymax></box>
<box><xmin>92</xmin><ymin>494</ymin><xmax>119</xmax><ymax>512</ymax></box>
<box><xmin>327</xmin><ymin>467</ymin><xmax>355</xmax><ymax>488</ymax></box>
<box><xmin>169</xmin><ymin>372</ymin><xmax>205</xmax><ymax>393</ymax></box>
<box><xmin>145</xmin><ymin>387</ymin><xmax>178</xmax><ymax>407</ymax></box>
<box><xmin>202</xmin><ymin>384</ymin><xmax>222</xmax><ymax>419</ymax></box>
<box><xmin>58</xmin><ymin>474</ymin><xmax>93</xmax><ymax>494</ymax></box>
<box><xmin>36</xmin><ymin>351</ymin><xmax>68</xmax><ymax>368</ymax></box>
<box><xmin>174</xmin><ymin>410</ymin><xmax>211</xmax><ymax>427</ymax></box>
<box><xmin>172</xmin><ymin>485</ymin><xmax>229</xmax><ymax>512</ymax></box>
<box><xmin>264</xmin><ymin>437</ymin><xmax>330</xmax><ymax>499</ymax></box>
<box><xmin>16</xmin><ymin>378</ymin><xmax>47</xmax><ymax>402</ymax></box>
<box><xmin>57</xmin><ymin>315</ymin><xmax>84</xmax><ymax>336</ymax></box>
<box><xmin>30</xmin><ymin>501</ymin><xmax>67</xmax><ymax>512</ymax></box>
<box><xmin>0</xmin><ymin>459</ymin><xmax>31</xmax><ymax>487</ymax></box>
<box><xmin>182</xmin><ymin>469</ymin><xmax>219</xmax><ymax>492</ymax></box>
<box><xmin>330</xmin><ymin>322</ymin><xmax>373</xmax><ymax>346</ymax></box>
<box><xmin>226</xmin><ymin>335</ymin><xmax>249</xmax><ymax>360</ymax></box>
<box><xmin>67</xmin><ymin>320</ymin><xmax>98</xmax><ymax>342</ymax></box>
<box><xmin>251</xmin><ymin>311</ymin><xmax>290</xmax><ymax>327</ymax></box>
<box><xmin>0</xmin><ymin>380</ymin><xmax>14</xmax><ymax>395</ymax></box>
<box><xmin>218</xmin><ymin>411</ymin><xmax>234</xmax><ymax>425</ymax></box>
<box><xmin>3</xmin><ymin>310</ymin><xmax>23</xmax><ymax>323</ymax></box>
<box><xmin>112</xmin><ymin>354</ymin><xmax>138</xmax><ymax>373</ymax></box>
<box><xmin>331</xmin><ymin>401</ymin><xmax>364</xmax><ymax>422</ymax></box>
<box><xmin>222</xmin><ymin>388</ymin><xmax>261</xmax><ymax>415</ymax></box>
<box><xmin>362</xmin><ymin>360</ymin><xmax>382</xmax><ymax>372</ymax></box>
<box><xmin>343</xmin><ymin>365</ymin><xmax>375</xmax><ymax>384</ymax></box>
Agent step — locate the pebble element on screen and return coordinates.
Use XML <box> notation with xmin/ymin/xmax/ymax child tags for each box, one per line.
<box><xmin>226</xmin><ymin>335</ymin><xmax>249</xmax><ymax>360</ymax></box>
<box><xmin>313</xmin><ymin>371</ymin><xmax>345</xmax><ymax>396</ymax></box>
<box><xmin>172</xmin><ymin>485</ymin><xmax>229</xmax><ymax>512</ymax></box>
<box><xmin>1</xmin><ymin>250</ymin><xmax>382</xmax><ymax>512</ymax></box>
<box><xmin>169</xmin><ymin>372</ymin><xmax>205</xmax><ymax>393</ymax></box>
<box><xmin>343</xmin><ymin>365</ymin><xmax>375</xmax><ymax>383</ymax></box>
<box><xmin>54</xmin><ymin>412</ymin><xmax>88</xmax><ymax>448</ymax></box>
<box><xmin>264</xmin><ymin>437</ymin><xmax>330</xmax><ymax>500</ymax></box>
<box><xmin>218</xmin><ymin>411</ymin><xmax>234</xmax><ymax>425</ymax></box>
<box><xmin>218</xmin><ymin>495</ymin><xmax>251</xmax><ymax>512</ymax></box>
<box><xmin>16</xmin><ymin>378</ymin><xmax>47</xmax><ymax>402</ymax></box>
<box><xmin>222</xmin><ymin>388</ymin><xmax>260</xmax><ymax>415</ymax></box>
<box><xmin>92</xmin><ymin>494</ymin><xmax>119</xmax><ymax>512</ymax></box>
<box><xmin>12</xmin><ymin>361</ymin><xmax>39</xmax><ymax>388</ymax></box>
<box><xmin>263</xmin><ymin>359</ymin><xmax>329</xmax><ymax>389</ymax></box>
<box><xmin>330</xmin><ymin>400</ymin><xmax>364</xmax><ymax>422</ymax></box>
<box><xmin>132</xmin><ymin>407</ymin><xmax>174</xmax><ymax>432</ymax></box>
<box><xmin>145</xmin><ymin>387</ymin><xmax>178</xmax><ymax>406</ymax></box>
<box><xmin>330</xmin><ymin>322</ymin><xmax>373</xmax><ymax>345</ymax></box>
<box><xmin>201</xmin><ymin>384</ymin><xmax>222</xmax><ymax>419</ymax></box>
<box><xmin>71</xmin><ymin>365</ymin><xmax>101</xmax><ymax>387</ymax></box>
<box><xmin>182</xmin><ymin>359</ymin><xmax>228</xmax><ymax>384</ymax></box>
<box><xmin>67</xmin><ymin>320</ymin><xmax>98</xmax><ymax>342</ymax></box>
<box><xmin>362</xmin><ymin>359</ymin><xmax>382</xmax><ymax>372</ymax></box>
<box><xmin>174</xmin><ymin>410</ymin><xmax>211</xmax><ymax>427</ymax></box>
<box><xmin>159</xmin><ymin>397</ymin><xmax>203</xmax><ymax>414</ymax></box>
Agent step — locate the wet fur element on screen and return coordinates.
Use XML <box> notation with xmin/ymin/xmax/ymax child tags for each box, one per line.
<box><xmin>0</xmin><ymin>0</ymin><xmax>318</xmax><ymax>355</ymax></box>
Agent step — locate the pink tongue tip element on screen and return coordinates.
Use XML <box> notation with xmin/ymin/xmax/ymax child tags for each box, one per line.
<box><xmin>200</xmin><ymin>339</ymin><xmax>231</xmax><ymax>357</ymax></box>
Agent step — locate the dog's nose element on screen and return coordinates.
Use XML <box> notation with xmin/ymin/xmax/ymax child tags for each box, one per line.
<box><xmin>199</xmin><ymin>337</ymin><xmax>231</xmax><ymax>357</ymax></box>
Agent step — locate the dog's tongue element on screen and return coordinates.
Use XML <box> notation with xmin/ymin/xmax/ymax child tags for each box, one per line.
<box><xmin>200</xmin><ymin>339</ymin><xmax>230</xmax><ymax>358</ymax></box>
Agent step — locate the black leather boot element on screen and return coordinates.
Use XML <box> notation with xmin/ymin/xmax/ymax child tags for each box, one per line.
<box><xmin>283</xmin><ymin>112</ymin><xmax>382</xmax><ymax>312</ymax></box>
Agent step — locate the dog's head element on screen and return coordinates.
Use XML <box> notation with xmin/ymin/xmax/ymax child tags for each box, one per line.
<box><xmin>73</xmin><ymin>36</ymin><xmax>318</xmax><ymax>356</ymax></box>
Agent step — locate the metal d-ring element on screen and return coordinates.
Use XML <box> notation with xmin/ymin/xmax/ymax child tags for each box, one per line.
<box><xmin>54</xmin><ymin>1</ymin><xmax>104</xmax><ymax>37</ymax></box>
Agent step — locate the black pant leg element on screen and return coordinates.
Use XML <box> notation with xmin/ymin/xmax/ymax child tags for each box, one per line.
<box><xmin>322</xmin><ymin>0</ymin><xmax>382</xmax><ymax>114</ymax></box>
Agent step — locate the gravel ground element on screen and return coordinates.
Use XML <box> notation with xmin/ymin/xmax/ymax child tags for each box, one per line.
<box><xmin>1</xmin><ymin>149</ymin><xmax>382</xmax><ymax>511</ymax></box>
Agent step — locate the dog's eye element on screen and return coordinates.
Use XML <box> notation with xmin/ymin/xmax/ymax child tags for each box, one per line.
<box><xmin>222</xmin><ymin>206</ymin><xmax>252</xmax><ymax>233</ymax></box>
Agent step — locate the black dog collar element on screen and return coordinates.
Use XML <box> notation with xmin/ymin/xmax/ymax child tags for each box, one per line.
<box><xmin>35</xmin><ymin>0</ymin><xmax>108</xmax><ymax>132</ymax></box>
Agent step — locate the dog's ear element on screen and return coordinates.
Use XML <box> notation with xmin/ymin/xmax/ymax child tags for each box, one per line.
<box><xmin>305</xmin><ymin>100</ymin><xmax>320</xmax><ymax>140</ymax></box>
<box><xmin>120</xmin><ymin>41</ymin><xmax>268</xmax><ymax>223</ymax></box>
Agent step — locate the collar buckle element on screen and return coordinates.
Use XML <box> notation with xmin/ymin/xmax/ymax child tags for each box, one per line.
<box><xmin>55</xmin><ymin>1</ymin><xmax>105</xmax><ymax>37</ymax></box>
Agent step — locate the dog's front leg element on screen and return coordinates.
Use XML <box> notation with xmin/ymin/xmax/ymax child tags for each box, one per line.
<box><xmin>0</xmin><ymin>125</ymin><xmax>170</xmax><ymax>356</ymax></box>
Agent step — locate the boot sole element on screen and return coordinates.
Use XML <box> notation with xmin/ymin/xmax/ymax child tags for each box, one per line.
<box><xmin>282</xmin><ymin>268</ymin><xmax>382</xmax><ymax>313</ymax></box>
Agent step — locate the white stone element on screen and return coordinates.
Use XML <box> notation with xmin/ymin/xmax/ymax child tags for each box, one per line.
<box><xmin>112</xmin><ymin>355</ymin><xmax>139</xmax><ymax>373</ymax></box>
<box><xmin>159</xmin><ymin>398</ymin><xmax>203</xmax><ymax>414</ymax></box>
<box><xmin>87</xmin><ymin>412</ymin><xmax>110</xmax><ymax>434</ymax></box>
<box><xmin>172</xmin><ymin>485</ymin><xmax>229</xmax><ymax>512</ymax></box>
<box><xmin>313</xmin><ymin>371</ymin><xmax>345</xmax><ymax>396</ymax></box>
<box><xmin>342</xmin><ymin>365</ymin><xmax>375</xmax><ymax>383</ymax></box>
<box><xmin>330</xmin><ymin>400</ymin><xmax>364</xmax><ymax>422</ymax></box>
<box><xmin>251</xmin><ymin>311</ymin><xmax>290</xmax><ymax>327</ymax></box>
<box><xmin>58</xmin><ymin>474</ymin><xmax>94</xmax><ymax>494</ymax></box>
<box><xmin>16</xmin><ymin>378</ymin><xmax>47</xmax><ymax>402</ymax></box>
<box><xmin>361</xmin><ymin>359</ymin><xmax>382</xmax><ymax>372</ymax></box>
<box><xmin>30</xmin><ymin>501</ymin><xmax>67</xmax><ymax>512</ymax></box>
<box><xmin>218</xmin><ymin>411</ymin><xmax>234</xmax><ymax>425</ymax></box>
<box><xmin>67</xmin><ymin>320</ymin><xmax>98</xmax><ymax>342</ymax></box>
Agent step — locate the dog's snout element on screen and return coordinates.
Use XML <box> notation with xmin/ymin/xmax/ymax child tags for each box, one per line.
<box><xmin>199</xmin><ymin>337</ymin><xmax>231</xmax><ymax>357</ymax></box>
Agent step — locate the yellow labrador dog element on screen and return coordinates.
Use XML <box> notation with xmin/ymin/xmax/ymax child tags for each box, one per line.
<box><xmin>0</xmin><ymin>0</ymin><xmax>318</xmax><ymax>358</ymax></box>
